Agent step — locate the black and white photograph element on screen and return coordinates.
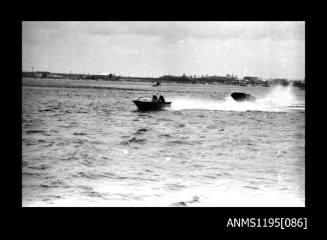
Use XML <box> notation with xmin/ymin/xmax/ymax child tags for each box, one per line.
<box><xmin>22</xmin><ymin>21</ymin><xmax>305</xmax><ymax>207</ymax></box>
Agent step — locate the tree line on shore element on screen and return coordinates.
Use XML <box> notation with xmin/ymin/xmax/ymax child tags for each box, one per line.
<box><xmin>22</xmin><ymin>71</ymin><xmax>305</xmax><ymax>89</ymax></box>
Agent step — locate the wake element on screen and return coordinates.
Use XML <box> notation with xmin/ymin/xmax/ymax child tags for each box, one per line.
<box><xmin>170</xmin><ymin>85</ymin><xmax>304</xmax><ymax>112</ymax></box>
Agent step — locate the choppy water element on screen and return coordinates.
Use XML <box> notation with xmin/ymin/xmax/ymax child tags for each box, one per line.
<box><xmin>22</xmin><ymin>78</ymin><xmax>305</xmax><ymax>207</ymax></box>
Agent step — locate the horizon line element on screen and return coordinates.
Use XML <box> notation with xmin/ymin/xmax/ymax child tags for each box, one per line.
<box><xmin>21</xmin><ymin>70</ymin><xmax>305</xmax><ymax>81</ymax></box>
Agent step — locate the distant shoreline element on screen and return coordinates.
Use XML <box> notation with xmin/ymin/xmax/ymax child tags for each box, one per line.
<box><xmin>22</xmin><ymin>77</ymin><xmax>219</xmax><ymax>93</ymax></box>
<box><xmin>22</xmin><ymin>74</ymin><xmax>305</xmax><ymax>90</ymax></box>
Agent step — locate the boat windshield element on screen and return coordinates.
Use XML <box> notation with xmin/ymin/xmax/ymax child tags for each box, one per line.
<box><xmin>137</xmin><ymin>97</ymin><xmax>152</xmax><ymax>102</ymax></box>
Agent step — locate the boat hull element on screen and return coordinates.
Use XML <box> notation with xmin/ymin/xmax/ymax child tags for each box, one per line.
<box><xmin>231</xmin><ymin>92</ymin><xmax>256</xmax><ymax>102</ymax></box>
<box><xmin>133</xmin><ymin>100</ymin><xmax>171</xmax><ymax>111</ymax></box>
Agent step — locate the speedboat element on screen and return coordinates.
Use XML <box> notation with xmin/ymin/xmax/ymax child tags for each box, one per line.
<box><xmin>231</xmin><ymin>92</ymin><xmax>256</xmax><ymax>102</ymax></box>
<box><xmin>152</xmin><ymin>82</ymin><xmax>161</xmax><ymax>87</ymax></box>
<box><xmin>133</xmin><ymin>97</ymin><xmax>171</xmax><ymax>111</ymax></box>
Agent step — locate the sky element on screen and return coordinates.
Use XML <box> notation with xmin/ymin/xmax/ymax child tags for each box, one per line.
<box><xmin>22</xmin><ymin>21</ymin><xmax>305</xmax><ymax>80</ymax></box>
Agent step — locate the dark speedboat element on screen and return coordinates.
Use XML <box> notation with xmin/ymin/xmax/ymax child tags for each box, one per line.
<box><xmin>152</xmin><ymin>82</ymin><xmax>161</xmax><ymax>87</ymax></box>
<box><xmin>133</xmin><ymin>97</ymin><xmax>171</xmax><ymax>111</ymax></box>
<box><xmin>231</xmin><ymin>92</ymin><xmax>256</xmax><ymax>102</ymax></box>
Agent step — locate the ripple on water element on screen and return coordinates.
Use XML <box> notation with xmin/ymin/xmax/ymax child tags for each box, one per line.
<box><xmin>75</xmin><ymin>171</ymin><xmax>99</xmax><ymax>180</ymax></box>
<box><xmin>166</xmin><ymin>140</ymin><xmax>192</xmax><ymax>146</ymax></box>
<box><xmin>73</xmin><ymin>132</ymin><xmax>87</xmax><ymax>136</ymax></box>
<box><xmin>80</xmin><ymin>159</ymin><xmax>94</xmax><ymax>167</ymax></box>
<box><xmin>159</xmin><ymin>133</ymin><xmax>171</xmax><ymax>138</ymax></box>
<box><xmin>203</xmin><ymin>175</ymin><xmax>218</xmax><ymax>179</ymax></box>
<box><xmin>82</xmin><ymin>189</ymin><xmax>106</xmax><ymax>198</ymax></box>
<box><xmin>120</xmin><ymin>137</ymin><xmax>147</xmax><ymax>145</ymax></box>
<box><xmin>25</xmin><ymin>130</ymin><xmax>47</xmax><ymax>134</ymax></box>
<box><xmin>38</xmin><ymin>108</ymin><xmax>57</xmax><ymax>112</ymax></box>
<box><xmin>165</xmin><ymin>183</ymin><xmax>187</xmax><ymax>191</ymax></box>
<box><xmin>27</xmin><ymin>165</ymin><xmax>49</xmax><ymax>170</ymax></box>
<box><xmin>133</xmin><ymin>128</ymin><xmax>149</xmax><ymax>135</ymax></box>
<box><xmin>23</xmin><ymin>171</ymin><xmax>44</xmax><ymax>177</ymax></box>
<box><xmin>40</xmin><ymin>184</ymin><xmax>59</xmax><ymax>188</ymax></box>
<box><xmin>43</xmin><ymin>195</ymin><xmax>62</xmax><ymax>201</ymax></box>
<box><xmin>243</xmin><ymin>185</ymin><xmax>260</xmax><ymax>190</ymax></box>
<box><xmin>170</xmin><ymin>196</ymin><xmax>200</xmax><ymax>207</ymax></box>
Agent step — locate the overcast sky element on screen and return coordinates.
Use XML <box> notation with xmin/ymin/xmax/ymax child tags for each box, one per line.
<box><xmin>22</xmin><ymin>21</ymin><xmax>305</xmax><ymax>79</ymax></box>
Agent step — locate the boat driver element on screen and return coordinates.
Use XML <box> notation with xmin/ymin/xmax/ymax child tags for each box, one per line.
<box><xmin>152</xmin><ymin>95</ymin><xmax>158</xmax><ymax>102</ymax></box>
<box><xmin>158</xmin><ymin>95</ymin><xmax>165</xmax><ymax>102</ymax></box>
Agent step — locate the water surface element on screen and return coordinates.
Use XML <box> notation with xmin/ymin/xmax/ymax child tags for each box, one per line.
<box><xmin>22</xmin><ymin>78</ymin><xmax>305</xmax><ymax>206</ymax></box>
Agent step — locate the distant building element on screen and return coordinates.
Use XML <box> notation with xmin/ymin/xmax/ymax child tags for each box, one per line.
<box><xmin>244</xmin><ymin>76</ymin><xmax>259</xmax><ymax>82</ymax></box>
<box><xmin>35</xmin><ymin>71</ymin><xmax>51</xmax><ymax>78</ymax></box>
<box><xmin>22</xmin><ymin>72</ymin><xmax>35</xmax><ymax>78</ymax></box>
<box><xmin>292</xmin><ymin>80</ymin><xmax>305</xmax><ymax>89</ymax></box>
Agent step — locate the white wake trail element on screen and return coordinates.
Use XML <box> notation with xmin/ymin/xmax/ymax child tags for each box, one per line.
<box><xmin>170</xmin><ymin>85</ymin><xmax>304</xmax><ymax>112</ymax></box>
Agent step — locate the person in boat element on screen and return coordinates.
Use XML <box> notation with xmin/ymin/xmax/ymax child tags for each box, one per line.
<box><xmin>158</xmin><ymin>95</ymin><xmax>165</xmax><ymax>102</ymax></box>
<box><xmin>152</xmin><ymin>95</ymin><xmax>158</xmax><ymax>102</ymax></box>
